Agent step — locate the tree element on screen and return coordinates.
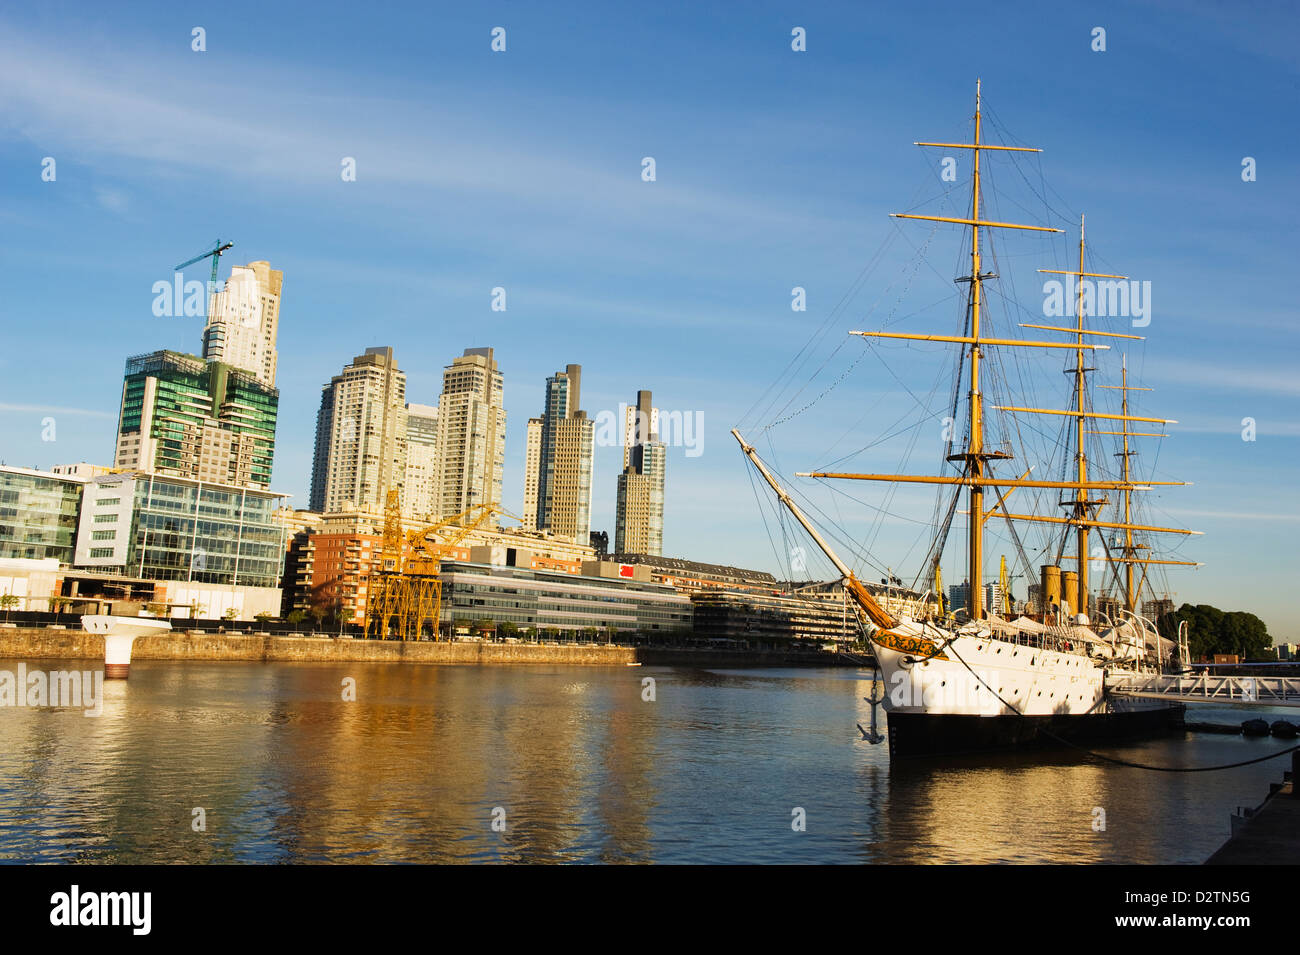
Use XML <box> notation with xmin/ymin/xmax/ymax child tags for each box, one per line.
<box><xmin>222</xmin><ymin>608</ymin><xmax>239</xmax><ymax>622</ymax></box>
<box><xmin>0</xmin><ymin>593</ymin><xmax>17</xmax><ymax>623</ymax></box>
<box><xmin>308</xmin><ymin>582</ymin><xmax>342</xmax><ymax>631</ymax></box>
<box><xmin>254</xmin><ymin>612</ymin><xmax>274</xmax><ymax>627</ymax></box>
<box><xmin>1159</xmin><ymin>603</ymin><xmax>1272</xmax><ymax>661</ymax></box>
<box><xmin>49</xmin><ymin>596</ymin><xmax>71</xmax><ymax>618</ymax></box>
<box><xmin>1222</xmin><ymin>610</ymin><xmax>1271</xmax><ymax>660</ymax></box>
<box><xmin>287</xmin><ymin>609</ymin><xmax>307</xmax><ymax>632</ymax></box>
<box><xmin>500</xmin><ymin>621</ymin><xmax>519</xmax><ymax>638</ymax></box>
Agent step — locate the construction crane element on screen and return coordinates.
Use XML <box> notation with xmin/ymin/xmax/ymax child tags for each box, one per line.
<box><xmin>175</xmin><ymin>240</ymin><xmax>233</xmax><ymax>295</ymax></box>
<box><xmin>364</xmin><ymin>491</ymin><xmax>522</xmax><ymax>641</ymax></box>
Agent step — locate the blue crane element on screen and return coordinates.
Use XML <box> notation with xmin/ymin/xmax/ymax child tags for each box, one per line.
<box><xmin>175</xmin><ymin>240</ymin><xmax>233</xmax><ymax>294</ymax></box>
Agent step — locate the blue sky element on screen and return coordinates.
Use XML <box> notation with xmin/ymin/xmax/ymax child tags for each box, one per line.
<box><xmin>1</xmin><ymin>1</ymin><xmax>1296</xmax><ymax>638</ymax></box>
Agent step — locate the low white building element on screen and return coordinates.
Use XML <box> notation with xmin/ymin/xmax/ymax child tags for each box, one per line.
<box><xmin>0</xmin><ymin>556</ymin><xmax>62</xmax><ymax>613</ymax></box>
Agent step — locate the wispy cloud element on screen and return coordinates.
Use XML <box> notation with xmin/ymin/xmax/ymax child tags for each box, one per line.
<box><xmin>94</xmin><ymin>187</ymin><xmax>129</xmax><ymax>214</ymax></box>
<box><xmin>0</xmin><ymin>403</ymin><xmax>114</xmax><ymax>419</ymax></box>
<box><xmin>1164</xmin><ymin>508</ymin><xmax>1300</xmax><ymax>523</ymax></box>
<box><xmin>1140</xmin><ymin>357</ymin><xmax>1300</xmax><ymax>398</ymax></box>
<box><xmin>1176</xmin><ymin>416</ymin><xmax>1300</xmax><ymax>437</ymax></box>
<box><xmin>0</xmin><ymin>22</ymin><xmax>842</xmax><ymax>241</ymax></box>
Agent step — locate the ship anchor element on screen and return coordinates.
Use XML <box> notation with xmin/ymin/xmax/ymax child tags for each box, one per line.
<box><xmin>858</xmin><ymin>669</ymin><xmax>886</xmax><ymax>744</ymax></box>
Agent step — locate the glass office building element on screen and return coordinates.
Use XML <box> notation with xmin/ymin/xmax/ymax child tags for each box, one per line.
<box><xmin>115</xmin><ymin>350</ymin><xmax>279</xmax><ymax>489</ymax></box>
<box><xmin>440</xmin><ymin>560</ymin><xmax>691</xmax><ymax>635</ymax></box>
<box><xmin>0</xmin><ymin>466</ymin><xmax>84</xmax><ymax>562</ymax></box>
<box><xmin>75</xmin><ymin>472</ymin><xmax>286</xmax><ymax>588</ymax></box>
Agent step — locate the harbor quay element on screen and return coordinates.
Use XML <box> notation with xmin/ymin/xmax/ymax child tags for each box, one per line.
<box><xmin>0</xmin><ymin>626</ymin><xmax>860</xmax><ymax>668</ymax></box>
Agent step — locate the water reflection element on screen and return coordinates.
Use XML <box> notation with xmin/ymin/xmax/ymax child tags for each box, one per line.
<box><xmin>0</xmin><ymin>660</ymin><xmax>1289</xmax><ymax>863</ymax></box>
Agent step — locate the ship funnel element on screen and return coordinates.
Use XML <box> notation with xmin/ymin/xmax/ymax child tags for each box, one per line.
<box><xmin>1062</xmin><ymin>570</ymin><xmax>1079</xmax><ymax>618</ymax></box>
<box><xmin>1040</xmin><ymin>565</ymin><xmax>1062</xmax><ymax>614</ymax></box>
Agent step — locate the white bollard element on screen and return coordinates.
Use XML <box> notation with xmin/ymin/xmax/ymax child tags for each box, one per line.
<box><xmin>81</xmin><ymin>614</ymin><xmax>172</xmax><ymax>680</ymax></box>
<box><xmin>103</xmin><ymin>633</ymin><xmax>137</xmax><ymax>679</ymax></box>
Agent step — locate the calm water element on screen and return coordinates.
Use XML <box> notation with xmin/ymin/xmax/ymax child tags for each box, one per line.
<box><xmin>0</xmin><ymin>659</ymin><xmax>1292</xmax><ymax>864</ymax></box>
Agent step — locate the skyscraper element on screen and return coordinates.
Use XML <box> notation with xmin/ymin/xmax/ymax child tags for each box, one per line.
<box><xmin>523</xmin><ymin>364</ymin><xmax>594</xmax><ymax>543</ymax></box>
<box><xmin>614</xmin><ymin>389</ymin><xmax>665</xmax><ymax>556</ymax></box>
<box><xmin>521</xmin><ymin>417</ymin><xmax>542</xmax><ymax>530</ymax></box>
<box><xmin>309</xmin><ymin>347</ymin><xmax>408</xmax><ymax>514</ymax></box>
<box><xmin>113</xmin><ymin>350</ymin><xmax>279</xmax><ymax>489</ymax></box>
<box><xmin>434</xmin><ymin>347</ymin><xmax>506</xmax><ymax>520</ymax></box>
<box><xmin>201</xmin><ymin>260</ymin><xmax>283</xmax><ymax>387</ymax></box>
<box><xmin>403</xmin><ymin>402</ymin><xmax>440</xmax><ymax>522</ymax></box>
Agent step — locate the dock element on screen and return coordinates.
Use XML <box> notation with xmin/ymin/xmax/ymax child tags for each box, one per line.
<box><xmin>1206</xmin><ymin>752</ymin><xmax>1300</xmax><ymax>864</ymax></box>
<box><xmin>1109</xmin><ymin>671</ymin><xmax>1300</xmax><ymax>707</ymax></box>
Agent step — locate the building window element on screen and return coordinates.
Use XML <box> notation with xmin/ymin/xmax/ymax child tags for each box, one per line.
<box><xmin>89</xmin><ymin>547</ymin><xmax>115</xmax><ymax>558</ymax></box>
<box><xmin>91</xmin><ymin>530</ymin><xmax>116</xmax><ymax>541</ymax></box>
<box><xmin>93</xmin><ymin>513</ymin><xmax>118</xmax><ymax>523</ymax></box>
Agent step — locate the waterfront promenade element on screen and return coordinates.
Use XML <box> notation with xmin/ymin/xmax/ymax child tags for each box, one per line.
<box><xmin>0</xmin><ymin>627</ymin><xmax>853</xmax><ymax>668</ymax></box>
<box><xmin>1206</xmin><ymin>761</ymin><xmax>1300</xmax><ymax>864</ymax></box>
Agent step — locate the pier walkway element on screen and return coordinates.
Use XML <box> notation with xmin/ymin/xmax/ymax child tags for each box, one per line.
<box><xmin>1108</xmin><ymin>671</ymin><xmax>1300</xmax><ymax>708</ymax></box>
<box><xmin>1206</xmin><ymin>756</ymin><xmax>1300</xmax><ymax>864</ymax></box>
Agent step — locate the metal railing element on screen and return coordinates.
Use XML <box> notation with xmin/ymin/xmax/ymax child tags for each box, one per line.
<box><xmin>1108</xmin><ymin>671</ymin><xmax>1300</xmax><ymax>707</ymax></box>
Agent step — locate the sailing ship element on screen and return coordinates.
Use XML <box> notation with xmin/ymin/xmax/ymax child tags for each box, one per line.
<box><xmin>735</xmin><ymin>82</ymin><xmax>1199</xmax><ymax>758</ymax></box>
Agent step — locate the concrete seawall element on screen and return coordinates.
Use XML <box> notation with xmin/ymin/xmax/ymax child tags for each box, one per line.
<box><xmin>0</xmin><ymin>627</ymin><xmax>635</xmax><ymax>666</ymax></box>
<box><xmin>0</xmin><ymin>627</ymin><xmax>864</xmax><ymax>668</ymax></box>
<box><xmin>1206</xmin><ymin>758</ymin><xmax>1300</xmax><ymax>864</ymax></box>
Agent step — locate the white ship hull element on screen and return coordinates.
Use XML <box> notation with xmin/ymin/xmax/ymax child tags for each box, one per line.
<box><xmin>871</xmin><ymin>621</ymin><xmax>1182</xmax><ymax>758</ymax></box>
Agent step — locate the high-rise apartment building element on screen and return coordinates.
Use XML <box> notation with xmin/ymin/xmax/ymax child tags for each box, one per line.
<box><xmin>985</xmin><ymin>582</ymin><xmax>1006</xmax><ymax>616</ymax></box>
<box><xmin>521</xmin><ymin>417</ymin><xmax>542</xmax><ymax>530</ymax></box>
<box><xmin>113</xmin><ymin>350</ymin><xmax>279</xmax><ymax>489</ymax></box>
<box><xmin>614</xmin><ymin>389</ymin><xmax>665</xmax><ymax>556</ymax></box>
<box><xmin>201</xmin><ymin>260</ymin><xmax>283</xmax><ymax>388</ymax></box>
<box><xmin>948</xmin><ymin>582</ymin><xmax>970</xmax><ymax>614</ymax></box>
<box><xmin>523</xmin><ymin>365</ymin><xmax>594</xmax><ymax>543</ymax></box>
<box><xmin>434</xmin><ymin>348</ymin><xmax>506</xmax><ymax>520</ymax></box>
<box><xmin>309</xmin><ymin>347</ymin><xmax>408</xmax><ymax>514</ymax></box>
<box><xmin>403</xmin><ymin>402</ymin><xmax>440</xmax><ymax>523</ymax></box>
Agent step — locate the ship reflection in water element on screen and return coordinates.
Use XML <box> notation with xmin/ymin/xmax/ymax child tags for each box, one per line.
<box><xmin>0</xmin><ymin>661</ymin><xmax>1289</xmax><ymax>864</ymax></box>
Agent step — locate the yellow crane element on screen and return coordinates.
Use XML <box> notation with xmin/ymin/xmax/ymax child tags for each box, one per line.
<box><xmin>999</xmin><ymin>555</ymin><xmax>1009</xmax><ymax>616</ymax></box>
<box><xmin>364</xmin><ymin>492</ymin><xmax>521</xmax><ymax>640</ymax></box>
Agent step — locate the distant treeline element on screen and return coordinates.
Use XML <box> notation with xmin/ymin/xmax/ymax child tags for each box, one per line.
<box><xmin>1156</xmin><ymin>603</ymin><xmax>1273</xmax><ymax>661</ymax></box>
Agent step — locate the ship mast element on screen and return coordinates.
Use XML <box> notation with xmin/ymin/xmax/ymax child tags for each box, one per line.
<box><xmin>967</xmin><ymin>80</ymin><xmax>987</xmax><ymax>622</ymax></box>
<box><xmin>1119</xmin><ymin>362</ymin><xmax>1140</xmax><ymax>610</ymax></box>
<box><xmin>794</xmin><ymin>83</ymin><xmax>1200</xmax><ymax>623</ymax></box>
<box><xmin>1072</xmin><ymin>218</ymin><xmax>1093</xmax><ymax>614</ymax></box>
<box><xmin>827</xmin><ymin>81</ymin><xmax>1064</xmax><ymax>621</ymax></box>
<box><xmin>1036</xmin><ymin>215</ymin><xmax>1129</xmax><ymax>616</ymax></box>
<box><xmin>1096</xmin><ymin>361</ymin><xmax>1171</xmax><ymax>613</ymax></box>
